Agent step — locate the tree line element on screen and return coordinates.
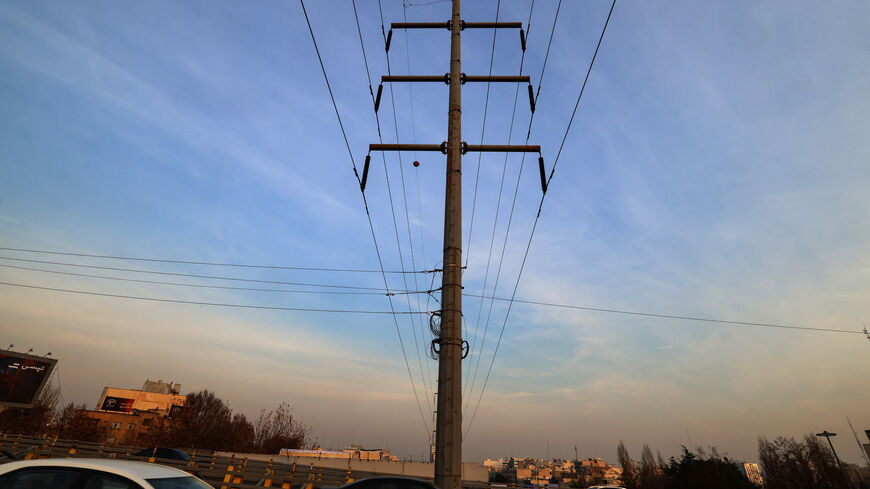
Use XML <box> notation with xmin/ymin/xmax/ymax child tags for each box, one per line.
<box><xmin>0</xmin><ymin>385</ymin><xmax>308</xmax><ymax>453</ymax></box>
<box><xmin>615</xmin><ymin>435</ymin><xmax>868</xmax><ymax>489</ymax></box>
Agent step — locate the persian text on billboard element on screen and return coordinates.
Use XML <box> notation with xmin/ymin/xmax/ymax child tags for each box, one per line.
<box><xmin>0</xmin><ymin>353</ymin><xmax>56</xmax><ymax>408</ymax></box>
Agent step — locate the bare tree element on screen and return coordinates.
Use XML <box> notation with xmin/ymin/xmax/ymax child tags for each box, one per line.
<box><xmin>617</xmin><ymin>440</ymin><xmax>638</xmax><ymax>489</ymax></box>
<box><xmin>758</xmin><ymin>434</ymin><xmax>851</xmax><ymax>489</ymax></box>
<box><xmin>639</xmin><ymin>444</ymin><xmax>665</xmax><ymax>489</ymax></box>
<box><xmin>164</xmin><ymin>389</ymin><xmax>235</xmax><ymax>449</ymax></box>
<box><xmin>0</xmin><ymin>384</ymin><xmax>58</xmax><ymax>435</ymax></box>
<box><xmin>52</xmin><ymin>402</ymin><xmax>102</xmax><ymax>442</ymax></box>
<box><xmin>252</xmin><ymin>403</ymin><xmax>308</xmax><ymax>454</ymax></box>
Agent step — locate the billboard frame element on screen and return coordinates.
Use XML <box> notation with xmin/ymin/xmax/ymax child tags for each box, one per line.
<box><xmin>0</xmin><ymin>350</ymin><xmax>58</xmax><ymax>409</ymax></box>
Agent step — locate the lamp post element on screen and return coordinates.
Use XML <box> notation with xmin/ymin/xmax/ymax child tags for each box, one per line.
<box><xmin>816</xmin><ymin>431</ymin><xmax>854</xmax><ymax>489</ymax></box>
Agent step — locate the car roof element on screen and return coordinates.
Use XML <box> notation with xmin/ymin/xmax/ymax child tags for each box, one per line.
<box><xmin>0</xmin><ymin>458</ymin><xmax>191</xmax><ymax>481</ymax></box>
<box><xmin>344</xmin><ymin>476</ymin><xmax>437</xmax><ymax>488</ymax></box>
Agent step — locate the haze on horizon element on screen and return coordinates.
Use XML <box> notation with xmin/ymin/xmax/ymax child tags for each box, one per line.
<box><xmin>1</xmin><ymin>0</ymin><xmax>869</xmax><ymax>466</ymax></box>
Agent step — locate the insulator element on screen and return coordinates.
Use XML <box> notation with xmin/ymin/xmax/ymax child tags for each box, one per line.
<box><xmin>519</xmin><ymin>29</ymin><xmax>527</xmax><ymax>52</ymax></box>
<box><xmin>538</xmin><ymin>155</ymin><xmax>548</xmax><ymax>194</ymax></box>
<box><xmin>360</xmin><ymin>154</ymin><xmax>371</xmax><ymax>192</ymax></box>
<box><xmin>527</xmin><ymin>84</ymin><xmax>536</xmax><ymax>113</ymax></box>
<box><xmin>385</xmin><ymin>30</ymin><xmax>393</xmax><ymax>52</ymax></box>
<box><xmin>374</xmin><ymin>85</ymin><xmax>383</xmax><ymax>112</ymax></box>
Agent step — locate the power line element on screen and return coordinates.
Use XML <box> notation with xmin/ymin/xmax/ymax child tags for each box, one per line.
<box><xmin>465</xmin><ymin>0</ymin><xmax>617</xmax><ymax>437</ymax></box>
<box><xmin>0</xmin><ymin>247</ymin><xmax>429</xmax><ymax>274</ymax></box>
<box><xmin>0</xmin><ymin>263</ymin><xmax>428</xmax><ymax>296</ymax></box>
<box><xmin>378</xmin><ymin>0</ymin><xmax>436</xmax><ymax>425</ymax></box>
<box><xmin>463</xmin><ymin>0</ymin><xmax>534</xmax><ymax>413</ymax></box>
<box><xmin>347</xmin><ymin>0</ymin><xmax>433</xmax><ymax>439</ymax></box>
<box><xmin>300</xmin><ymin>0</ymin><xmax>359</xmax><ymax>182</ymax></box>
<box><xmin>0</xmin><ymin>280</ymin><xmax>429</xmax><ymax>315</ymax></box>
<box><xmin>402</xmin><ymin>3</ymin><xmax>435</xmax><ymax>396</ymax></box>
<box><xmin>355</xmin><ymin>0</ymin><xmax>435</xmax><ymax>429</ymax></box>
<box><xmin>461</xmin><ymin>292</ymin><xmax>863</xmax><ymax>335</ymax></box>
<box><xmin>0</xmin><ymin>256</ymin><xmax>400</xmax><ymax>292</ymax></box>
<box><xmin>465</xmin><ymin>0</ymin><xmax>553</xmax><ymax>422</ymax></box>
<box><xmin>547</xmin><ymin>0</ymin><xmax>614</xmax><ymax>189</ymax></box>
<box><xmin>404</xmin><ymin>0</ymin><xmax>449</xmax><ymax>6</ymax></box>
<box><xmin>464</xmin><ymin>0</ymin><xmax>502</xmax><ymax>271</ymax></box>
<box><xmin>531</xmin><ymin>0</ymin><xmax>562</xmax><ymax>120</ymax></box>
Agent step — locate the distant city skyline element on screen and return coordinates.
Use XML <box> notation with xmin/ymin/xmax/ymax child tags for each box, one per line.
<box><xmin>2</xmin><ymin>0</ymin><xmax>869</xmax><ymax>466</ymax></box>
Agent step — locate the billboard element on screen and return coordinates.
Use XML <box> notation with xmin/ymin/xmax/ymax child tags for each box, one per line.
<box><xmin>0</xmin><ymin>351</ymin><xmax>58</xmax><ymax>408</ymax></box>
<box><xmin>100</xmin><ymin>396</ymin><xmax>135</xmax><ymax>413</ymax></box>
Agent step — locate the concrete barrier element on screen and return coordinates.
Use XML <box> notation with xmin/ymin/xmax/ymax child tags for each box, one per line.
<box><xmin>215</xmin><ymin>453</ymin><xmax>488</xmax><ymax>482</ymax></box>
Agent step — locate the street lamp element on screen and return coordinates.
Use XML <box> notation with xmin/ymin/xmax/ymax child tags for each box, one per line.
<box><xmin>816</xmin><ymin>431</ymin><xmax>854</xmax><ymax>489</ymax></box>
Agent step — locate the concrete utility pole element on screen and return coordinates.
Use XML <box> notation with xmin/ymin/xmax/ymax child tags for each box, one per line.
<box><xmin>434</xmin><ymin>1</ymin><xmax>463</xmax><ymax>488</ymax></box>
<box><xmin>816</xmin><ymin>431</ymin><xmax>854</xmax><ymax>489</ymax></box>
<box><xmin>366</xmin><ymin>4</ymin><xmax>538</xmax><ymax>488</ymax></box>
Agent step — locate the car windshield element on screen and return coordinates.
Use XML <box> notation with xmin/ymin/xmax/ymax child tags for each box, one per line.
<box><xmin>145</xmin><ymin>476</ymin><xmax>213</xmax><ymax>489</ymax></box>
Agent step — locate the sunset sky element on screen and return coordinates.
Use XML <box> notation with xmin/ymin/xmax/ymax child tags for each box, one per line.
<box><xmin>2</xmin><ymin>0</ymin><xmax>869</xmax><ymax>465</ymax></box>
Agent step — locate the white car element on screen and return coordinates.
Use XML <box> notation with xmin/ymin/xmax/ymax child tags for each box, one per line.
<box><xmin>0</xmin><ymin>458</ymin><xmax>213</xmax><ymax>489</ymax></box>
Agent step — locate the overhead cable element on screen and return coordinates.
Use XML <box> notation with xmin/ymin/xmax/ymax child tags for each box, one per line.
<box><xmin>0</xmin><ymin>246</ymin><xmax>427</xmax><ymax>274</ymax></box>
<box><xmin>0</xmin><ymin>256</ymin><xmax>396</xmax><ymax>292</ymax></box>
<box><xmin>463</xmin><ymin>0</ymin><xmax>531</xmax><ymax>413</ymax></box>
<box><xmin>465</xmin><ymin>0</ymin><xmax>550</xmax><ymax>424</ymax></box>
<box><xmin>0</xmin><ymin>263</ymin><xmax>426</xmax><ymax>296</ymax></box>
<box><xmin>464</xmin><ymin>0</ymin><xmax>502</xmax><ymax>271</ymax></box>
<box><xmin>349</xmin><ymin>0</ymin><xmax>433</xmax><ymax>439</ymax></box>
<box><xmin>377</xmin><ymin>0</ymin><xmax>435</xmax><ymax>424</ymax></box>
<box><xmin>0</xmin><ymin>281</ymin><xmax>428</xmax><ymax>315</ymax></box>
<box><xmin>402</xmin><ymin>1</ymin><xmax>436</xmax><ymax>398</ymax></box>
<box><xmin>462</xmin><ymin>293</ymin><xmax>863</xmax><ymax>335</ymax></box>
<box><xmin>465</xmin><ymin>0</ymin><xmax>617</xmax><ymax>437</ymax></box>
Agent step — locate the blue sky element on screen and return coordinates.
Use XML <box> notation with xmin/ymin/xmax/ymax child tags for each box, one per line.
<box><xmin>2</xmin><ymin>0</ymin><xmax>870</xmax><ymax>465</ymax></box>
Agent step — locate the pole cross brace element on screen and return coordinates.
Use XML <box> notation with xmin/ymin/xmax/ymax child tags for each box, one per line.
<box><xmin>385</xmin><ymin>22</ymin><xmax>526</xmax><ymax>52</ymax></box>
<box><xmin>390</xmin><ymin>21</ymin><xmax>522</xmax><ymax>30</ymax></box>
<box><xmin>369</xmin><ymin>143</ymin><xmax>540</xmax><ymax>154</ymax></box>
<box><xmin>381</xmin><ymin>74</ymin><xmax>530</xmax><ymax>85</ymax></box>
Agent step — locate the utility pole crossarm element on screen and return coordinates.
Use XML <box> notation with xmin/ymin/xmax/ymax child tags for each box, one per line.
<box><xmin>369</xmin><ymin>143</ymin><xmax>540</xmax><ymax>153</ymax></box>
<box><xmin>390</xmin><ymin>21</ymin><xmax>522</xmax><ymax>30</ymax></box>
<box><xmin>381</xmin><ymin>75</ymin><xmax>530</xmax><ymax>84</ymax></box>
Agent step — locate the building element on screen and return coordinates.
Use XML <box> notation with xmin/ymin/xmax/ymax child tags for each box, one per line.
<box><xmin>96</xmin><ymin>379</ymin><xmax>184</xmax><ymax>415</ymax></box>
<box><xmin>78</xmin><ymin>409</ymin><xmax>166</xmax><ymax>445</ymax></box>
<box><xmin>740</xmin><ymin>463</ymin><xmax>763</xmax><ymax>486</ymax></box>
<box><xmin>81</xmin><ymin>379</ymin><xmax>186</xmax><ymax>445</ymax></box>
<box><xmin>279</xmin><ymin>446</ymin><xmax>399</xmax><ymax>462</ymax></box>
<box><xmin>576</xmin><ymin>458</ymin><xmax>622</xmax><ymax>486</ymax></box>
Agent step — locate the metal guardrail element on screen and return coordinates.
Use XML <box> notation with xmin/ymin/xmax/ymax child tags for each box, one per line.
<box><xmin>0</xmin><ymin>433</ymin><xmax>494</xmax><ymax>489</ymax></box>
